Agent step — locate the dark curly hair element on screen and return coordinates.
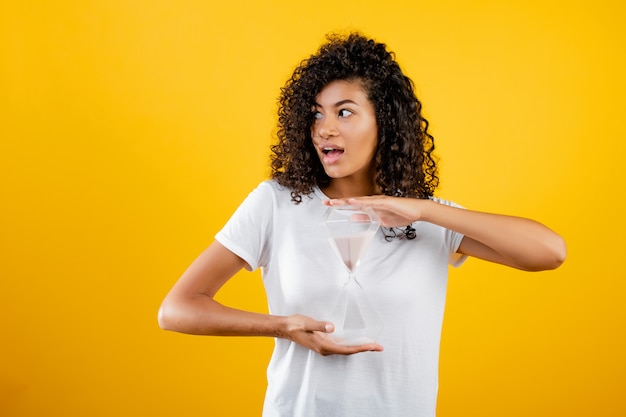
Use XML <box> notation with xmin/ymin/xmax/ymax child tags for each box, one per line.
<box><xmin>270</xmin><ymin>32</ymin><xmax>438</xmax><ymax>203</ymax></box>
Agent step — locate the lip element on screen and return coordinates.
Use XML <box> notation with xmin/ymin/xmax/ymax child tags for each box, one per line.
<box><xmin>318</xmin><ymin>142</ymin><xmax>344</xmax><ymax>152</ymax></box>
<box><xmin>318</xmin><ymin>143</ymin><xmax>345</xmax><ymax>164</ymax></box>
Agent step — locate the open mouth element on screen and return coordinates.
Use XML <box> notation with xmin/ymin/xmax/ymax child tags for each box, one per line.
<box><xmin>321</xmin><ymin>147</ymin><xmax>344</xmax><ymax>164</ymax></box>
<box><xmin>322</xmin><ymin>147</ymin><xmax>344</xmax><ymax>156</ymax></box>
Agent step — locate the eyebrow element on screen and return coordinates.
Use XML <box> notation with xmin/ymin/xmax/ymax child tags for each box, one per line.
<box><xmin>313</xmin><ymin>99</ymin><xmax>359</xmax><ymax>108</ymax></box>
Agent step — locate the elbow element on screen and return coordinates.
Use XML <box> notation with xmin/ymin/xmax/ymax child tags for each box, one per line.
<box><xmin>528</xmin><ymin>234</ymin><xmax>567</xmax><ymax>272</ymax></box>
<box><xmin>157</xmin><ymin>297</ymin><xmax>214</xmax><ymax>335</ymax></box>
<box><xmin>157</xmin><ymin>303</ymin><xmax>170</xmax><ymax>330</ymax></box>
<box><xmin>553</xmin><ymin>235</ymin><xmax>567</xmax><ymax>269</ymax></box>
<box><xmin>157</xmin><ymin>301</ymin><xmax>178</xmax><ymax>331</ymax></box>
<box><xmin>545</xmin><ymin>234</ymin><xmax>567</xmax><ymax>270</ymax></box>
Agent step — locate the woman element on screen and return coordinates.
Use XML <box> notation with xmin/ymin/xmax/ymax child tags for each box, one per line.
<box><xmin>158</xmin><ymin>33</ymin><xmax>566</xmax><ymax>417</ymax></box>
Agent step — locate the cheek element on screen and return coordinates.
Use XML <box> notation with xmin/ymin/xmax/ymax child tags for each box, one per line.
<box><xmin>362</xmin><ymin>125</ymin><xmax>378</xmax><ymax>150</ymax></box>
<box><xmin>310</xmin><ymin>124</ymin><xmax>319</xmax><ymax>141</ymax></box>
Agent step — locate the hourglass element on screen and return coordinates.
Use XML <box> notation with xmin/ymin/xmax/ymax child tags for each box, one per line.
<box><xmin>322</xmin><ymin>205</ymin><xmax>383</xmax><ymax>345</ymax></box>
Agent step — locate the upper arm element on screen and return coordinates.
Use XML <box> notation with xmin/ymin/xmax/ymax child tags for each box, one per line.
<box><xmin>457</xmin><ymin>236</ymin><xmax>521</xmax><ymax>269</ymax></box>
<box><xmin>164</xmin><ymin>240</ymin><xmax>249</xmax><ymax>302</ymax></box>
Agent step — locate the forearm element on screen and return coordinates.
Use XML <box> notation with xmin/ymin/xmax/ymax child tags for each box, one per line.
<box><xmin>158</xmin><ymin>294</ymin><xmax>287</xmax><ymax>337</ymax></box>
<box><xmin>158</xmin><ymin>295</ymin><xmax>382</xmax><ymax>355</ymax></box>
<box><xmin>157</xmin><ymin>241</ymin><xmax>382</xmax><ymax>355</ymax></box>
<box><xmin>421</xmin><ymin>199</ymin><xmax>566</xmax><ymax>270</ymax></box>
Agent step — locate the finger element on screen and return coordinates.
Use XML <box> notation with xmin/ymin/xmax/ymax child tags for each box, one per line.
<box><xmin>346</xmin><ymin>343</ymin><xmax>384</xmax><ymax>353</ymax></box>
<box><xmin>325</xmin><ymin>198</ymin><xmax>351</xmax><ymax>206</ymax></box>
<box><xmin>305</xmin><ymin>320</ymin><xmax>334</xmax><ymax>333</ymax></box>
<box><xmin>347</xmin><ymin>197</ymin><xmax>385</xmax><ymax>209</ymax></box>
<box><xmin>323</xmin><ymin>342</ymin><xmax>384</xmax><ymax>356</ymax></box>
<box><xmin>347</xmin><ymin>195</ymin><xmax>380</xmax><ymax>203</ymax></box>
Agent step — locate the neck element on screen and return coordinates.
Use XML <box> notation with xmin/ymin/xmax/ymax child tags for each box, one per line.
<box><xmin>322</xmin><ymin>177</ymin><xmax>378</xmax><ymax>199</ymax></box>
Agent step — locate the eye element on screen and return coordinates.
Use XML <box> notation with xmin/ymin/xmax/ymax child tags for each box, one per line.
<box><xmin>338</xmin><ymin>109</ymin><xmax>353</xmax><ymax>118</ymax></box>
<box><xmin>313</xmin><ymin>111</ymin><xmax>323</xmax><ymax>120</ymax></box>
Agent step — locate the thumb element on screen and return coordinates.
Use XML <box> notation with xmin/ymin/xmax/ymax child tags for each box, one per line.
<box><xmin>321</xmin><ymin>322</ymin><xmax>334</xmax><ymax>333</ymax></box>
<box><xmin>295</xmin><ymin>315</ymin><xmax>334</xmax><ymax>333</ymax></box>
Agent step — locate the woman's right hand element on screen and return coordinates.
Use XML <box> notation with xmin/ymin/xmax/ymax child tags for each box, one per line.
<box><xmin>281</xmin><ymin>314</ymin><xmax>384</xmax><ymax>356</ymax></box>
<box><xmin>158</xmin><ymin>241</ymin><xmax>383</xmax><ymax>356</ymax></box>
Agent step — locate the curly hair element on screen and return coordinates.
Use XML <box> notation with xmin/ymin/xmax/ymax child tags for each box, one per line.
<box><xmin>270</xmin><ymin>32</ymin><xmax>438</xmax><ymax>203</ymax></box>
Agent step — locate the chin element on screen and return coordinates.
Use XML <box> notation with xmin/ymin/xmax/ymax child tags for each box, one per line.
<box><xmin>323</xmin><ymin>169</ymin><xmax>345</xmax><ymax>179</ymax></box>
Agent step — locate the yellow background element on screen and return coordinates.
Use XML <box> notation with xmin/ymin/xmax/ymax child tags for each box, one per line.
<box><xmin>1</xmin><ymin>1</ymin><xmax>624</xmax><ymax>416</ymax></box>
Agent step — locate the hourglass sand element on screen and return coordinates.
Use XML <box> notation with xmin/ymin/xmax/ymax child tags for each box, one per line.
<box><xmin>322</xmin><ymin>205</ymin><xmax>383</xmax><ymax>345</ymax></box>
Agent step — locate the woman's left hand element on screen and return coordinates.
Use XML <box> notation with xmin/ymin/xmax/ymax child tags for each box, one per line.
<box><xmin>325</xmin><ymin>195</ymin><xmax>567</xmax><ymax>271</ymax></box>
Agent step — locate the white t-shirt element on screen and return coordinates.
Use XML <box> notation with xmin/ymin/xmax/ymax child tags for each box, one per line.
<box><xmin>216</xmin><ymin>180</ymin><xmax>466</xmax><ymax>417</ymax></box>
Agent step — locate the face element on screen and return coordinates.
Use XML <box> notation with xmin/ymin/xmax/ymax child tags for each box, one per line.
<box><xmin>311</xmin><ymin>79</ymin><xmax>378</xmax><ymax>184</ymax></box>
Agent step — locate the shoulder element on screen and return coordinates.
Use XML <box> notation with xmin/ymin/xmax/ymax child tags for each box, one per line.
<box><xmin>258</xmin><ymin>179</ymin><xmax>288</xmax><ymax>193</ymax></box>
<box><xmin>249</xmin><ymin>180</ymin><xmax>293</xmax><ymax>202</ymax></box>
<box><xmin>239</xmin><ymin>180</ymin><xmax>301</xmax><ymax>211</ymax></box>
<box><xmin>252</xmin><ymin>180</ymin><xmax>322</xmax><ymax>207</ymax></box>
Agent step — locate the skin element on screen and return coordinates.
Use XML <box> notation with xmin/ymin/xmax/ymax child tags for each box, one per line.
<box><xmin>158</xmin><ymin>79</ymin><xmax>567</xmax><ymax>356</ymax></box>
<box><xmin>311</xmin><ymin>80</ymin><xmax>379</xmax><ymax>198</ymax></box>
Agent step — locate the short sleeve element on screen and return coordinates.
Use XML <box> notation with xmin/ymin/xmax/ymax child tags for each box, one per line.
<box><xmin>431</xmin><ymin>197</ymin><xmax>468</xmax><ymax>268</ymax></box>
<box><xmin>215</xmin><ymin>181</ymin><xmax>275</xmax><ymax>271</ymax></box>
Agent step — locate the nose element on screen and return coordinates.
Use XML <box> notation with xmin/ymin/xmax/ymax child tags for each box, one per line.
<box><xmin>314</xmin><ymin>116</ymin><xmax>338</xmax><ymax>139</ymax></box>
